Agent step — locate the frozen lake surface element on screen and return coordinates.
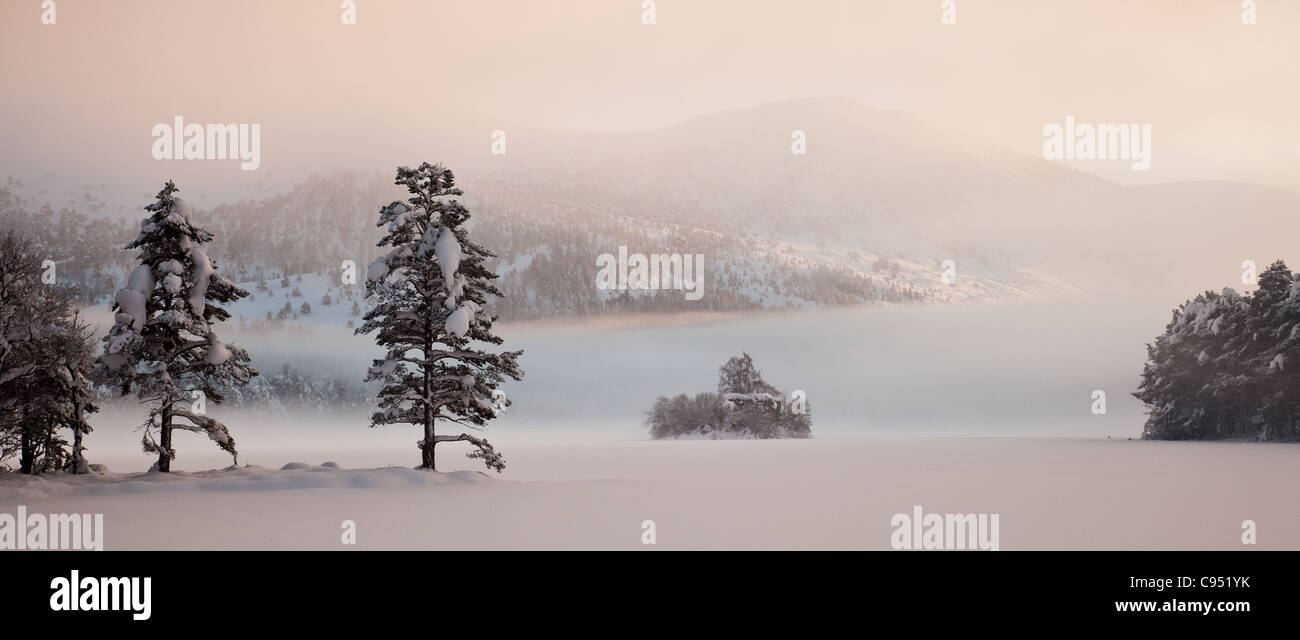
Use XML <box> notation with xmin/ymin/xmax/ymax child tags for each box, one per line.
<box><xmin>3</xmin><ymin>437</ymin><xmax>1294</xmax><ymax>550</ymax></box>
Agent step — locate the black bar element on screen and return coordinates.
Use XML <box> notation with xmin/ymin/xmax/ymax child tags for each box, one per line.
<box><xmin>2</xmin><ymin>551</ymin><xmax>1290</xmax><ymax>628</ymax></box>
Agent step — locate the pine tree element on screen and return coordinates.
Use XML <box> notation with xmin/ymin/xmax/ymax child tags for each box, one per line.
<box><xmin>97</xmin><ymin>181</ymin><xmax>256</xmax><ymax>471</ymax></box>
<box><xmin>359</xmin><ymin>163</ymin><xmax>523</xmax><ymax>472</ymax></box>
<box><xmin>1191</xmin><ymin>288</ymin><xmax>1253</xmax><ymax>438</ymax></box>
<box><xmin>1270</xmin><ymin>267</ymin><xmax>1300</xmax><ymax>438</ymax></box>
<box><xmin>1247</xmin><ymin>261</ymin><xmax>1299</xmax><ymax>439</ymax></box>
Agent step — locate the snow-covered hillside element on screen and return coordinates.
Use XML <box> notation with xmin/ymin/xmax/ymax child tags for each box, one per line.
<box><xmin>7</xmin><ymin>99</ymin><xmax>1300</xmax><ymax>311</ymax></box>
<box><xmin>228</xmin><ymin>271</ymin><xmax>367</xmax><ymax>332</ymax></box>
<box><xmin>737</xmin><ymin>233</ymin><xmax>1079</xmax><ymax>304</ymax></box>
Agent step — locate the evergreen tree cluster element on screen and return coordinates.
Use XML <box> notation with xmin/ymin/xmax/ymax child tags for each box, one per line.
<box><xmin>1135</xmin><ymin>260</ymin><xmax>1300</xmax><ymax>441</ymax></box>
<box><xmin>0</xmin><ymin>232</ymin><xmax>99</xmax><ymax>473</ymax></box>
<box><xmin>646</xmin><ymin>353</ymin><xmax>811</xmax><ymax>439</ymax></box>
<box><xmin>3</xmin><ymin>166</ymin><xmax>525</xmax><ymax>474</ymax></box>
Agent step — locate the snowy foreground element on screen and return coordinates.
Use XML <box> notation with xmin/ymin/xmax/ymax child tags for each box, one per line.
<box><xmin>2</xmin><ymin>438</ymin><xmax>1296</xmax><ymax>550</ymax></box>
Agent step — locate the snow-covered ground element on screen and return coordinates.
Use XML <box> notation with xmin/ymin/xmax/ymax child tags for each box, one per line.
<box><xmin>2</xmin><ymin>437</ymin><xmax>1295</xmax><ymax>550</ymax></box>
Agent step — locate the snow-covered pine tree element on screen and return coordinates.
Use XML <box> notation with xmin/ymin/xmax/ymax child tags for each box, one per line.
<box><xmin>1268</xmin><ymin>266</ymin><xmax>1300</xmax><ymax>438</ymax></box>
<box><xmin>98</xmin><ymin>181</ymin><xmax>256</xmax><ymax>472</ymax></box>
<box><xmin>359</xmin><ymin>163</ymin><xmax>523</xmax><ymax>472</ymax></box>
<box><xmin>1245</xmin><ymin>261</ymin><xmax>1299</xmax><ymax>439</ymax></box>
<box><xmin>1191</xmin><ymin>288</ymin><xmax>1254</xmax><ymax>438</ymax></box>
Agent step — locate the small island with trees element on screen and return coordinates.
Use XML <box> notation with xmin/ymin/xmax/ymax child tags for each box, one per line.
<box><xmin>645</xmin><ymin>353</ymin><xmax>811</xmax><ymax>440</ymax></box>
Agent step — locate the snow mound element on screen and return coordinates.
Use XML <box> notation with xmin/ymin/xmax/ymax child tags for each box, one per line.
<box><xmin>0</xmin><ymin>465</ymin><xmax>496</xmax><ymax>500</ymax></box>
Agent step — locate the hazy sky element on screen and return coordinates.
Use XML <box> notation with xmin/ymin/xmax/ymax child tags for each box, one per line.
<box><xmin>2</xmin><ymin>0</ymin><xmax>1297</xmax><ymax>189</ymax></box>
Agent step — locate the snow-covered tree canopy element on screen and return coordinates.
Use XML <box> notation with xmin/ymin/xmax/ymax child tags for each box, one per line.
<box><xmin>717</xmin><ymin>352</ymin><xmax>779</xmax><ymax>397</ymax></box>
<box><xmin>359</xmin><ymin>163</ymin><xmax>523</xmax><ymax>472</ymax></box>
<box><xmin>0</xmin><ymin>232</ymin><xmax>50</xmax><ymax>396</ymax></box>
<box><xmin>1135</xmin><ymin>260</ymin><xmax>1300</xmax><ymax>441</ymax></box>
<box><xmin>0</xmin><ymin>232</ymin><xmax>100</xmax><ymax>473</ymax></box>
<box><xmin>98</xmin><ymin>181</ymin><xmax>256</xmax><ymax>470</ymax></box>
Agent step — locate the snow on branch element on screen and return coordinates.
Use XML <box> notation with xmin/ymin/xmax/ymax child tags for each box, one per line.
<box><xmin>169</xmin><ymin>408</ymin><xmax>239</xmax><ymax>465</ymax></box>
<box><xmin>430</xmin><ymin>432</ymin><xmax>505</xmax><ymax>472</ymax></box>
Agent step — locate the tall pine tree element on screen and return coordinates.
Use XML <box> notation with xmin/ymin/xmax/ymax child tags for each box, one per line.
<box><xmin>1271</xmin><ymin>266</ymin><xmax>1300</xmax><ymax>437</ymax></box>
<box><xmin>1248</xmin><ymin>261</ymin><xmax>1299</xmax><ymax>439</ymax></box>
<box><xmin>359</xmin><ymin>163</ymin><xmax>523</xmax><ymax>472</ymax></box>
<box><xmin>98</xmin><ymin>181</ymin><xmax>256</xmax><ymax>471</ymax></box>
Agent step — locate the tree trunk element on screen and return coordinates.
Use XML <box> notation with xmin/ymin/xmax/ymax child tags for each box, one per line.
<box><xmin>158</xmin><ymin>404</ymin><xmax>172</xmax><ymax>472</ymax></box>
<box><xmin>422</xmin><ymin>427</ymin><xmax>436</xmax><ymax>470</ymax></box>
<box><xmin>19</xmin><ymin>395</ymin><xmax>32</xmax><ymax>474</ymax></box>
<box><xmin>422</xmin><ymin>333</ymin><xmax>436</xmax><ymax>471</ymax></box>
<box><xmin>40</xmin><ymin>422</ymin><xmax>54</xmax><ymax>473</ymax></box>
<box><xmin>70</xmin><ymin>391</ymin><xmax>84</xmax><ymax>474</ymax></box>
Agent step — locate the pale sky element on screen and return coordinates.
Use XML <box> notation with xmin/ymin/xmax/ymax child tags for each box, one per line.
<box><xmin>2</xmin><ymin>0</ymin><xmax>1297</xmax><ymax>190</ymax></box>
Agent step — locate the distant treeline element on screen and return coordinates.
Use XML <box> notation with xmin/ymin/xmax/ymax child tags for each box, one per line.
<box><xmin>2</xmin><ymin>166</ymin><xmax>522</xmax><ymax>474</ymax></box>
